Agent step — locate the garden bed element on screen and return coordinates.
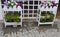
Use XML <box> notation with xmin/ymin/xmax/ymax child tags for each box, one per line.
<box><xmin>40</xmin><ymin>11</ymin><xmax>54</xmax><ymax>22</ymax></box>
<box><xmin>4</xmin><ymin>11</ymin><xmax>22</xmax><ymax>27</ymax></box>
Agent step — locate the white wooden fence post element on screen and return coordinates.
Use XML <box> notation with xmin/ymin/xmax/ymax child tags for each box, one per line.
<box><xmin>0</xmin><ymin>0</ymin><xmax>3</xmax><ymax>20</ymax></box>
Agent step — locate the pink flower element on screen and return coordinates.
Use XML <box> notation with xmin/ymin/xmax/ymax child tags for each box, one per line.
<box><xmin>16</xmin><ymin>2</ymin><xmax>23</xmax><ymax>6</ymax></box>
<box><xmin>51</xmin><ymin>1</ymin><xmax>58</xmax><ymax>6</ymax></box>
<box><xmin>44</xmin><ymin>1</ymin><xmax>48</xmax><ymax>6</ymax></box>
<box><xmin>41</xmin><ymin>1</ymin><xmax>48</xmax><ymax>6</ymax></box>
<box><xmin>4</xmin><ymin>2</ymin><xmax>8</xmax><ymax>6</ymax></box>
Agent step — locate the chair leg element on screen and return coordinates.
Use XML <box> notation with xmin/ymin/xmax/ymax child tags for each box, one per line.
<box><xmin>52</xmin><ymin>24</ymin><xmax>54</xmax><ymax>27</ymax></box>
<box><xmin>5</xmin><ymin>25</ymin><xmax>6</xmax><ymax>28</ymax></box>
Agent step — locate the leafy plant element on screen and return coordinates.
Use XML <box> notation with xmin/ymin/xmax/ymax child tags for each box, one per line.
<box><xmin>4</xmin><ymin>13</ymin><xmax>13</xmax><ymax>22</ymax></box>
<box><xmin>13</xmin><ymin>12</ymin><xmax>20</xmax><ymax>22</ymax></box>
<box><xmin>4</xmin><ymin>12</ymin><xmax>21</xmax><ymax>22</ymax></box>
<box><xmin>14</xmin><ymin>18</ymin><xmax>21</xmax><ymax>22</ymax></box>
<box><xmin>4</xmin><ymin>1</ymin><xmax>24</xmax><ymax>8</ymax></box>
<box><xmin>40</xmin><ymin>1</ymin><xmax>58</xmax><ymax>8</ymax></box>
<box><xmin>47</xmin><ymin>12</ymin><xmax>54</xmax><ymax>22</ymax></box>
<box><xmin>40</xmin><ymin>12</ymin><xmax>54</xmax><ymax>22</ymax></box>
<box><xmin>40</xmin><ymin>18</ymin><xmax>46</xmax><ymax>22</ymax></box>
<box><xmin>14</xmin><ymin>12</ymin><xmax>21</xmax><ymax>16</ymax></box>
<box><xmin>7</xmin><ymin>1</ymin><xmax>16</xmax><ymax>8</ymax></box>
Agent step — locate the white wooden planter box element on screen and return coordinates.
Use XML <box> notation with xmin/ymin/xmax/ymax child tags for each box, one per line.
<box><xmin>38</xmin><ymin>21</ymin><xmax>54</xmax><ymax>26</ymax></box>
<box><xmin>0</xmin><ymin>0</ymin><xmax>59</xmax><ymax>27</ymax></box>
<box><xmin>3</xmin><ymin>5</ymin><xmax>22</xmax><ymax>11</ymax></box>
<box><xmin>4</xmin><ymin>22</ymin><xmax>22</xmax><ymax>27</ymax></box>
<box><xmin>38</xmin><ymin>0</ymin><xmax>59</xmax><ymax>26</ymax></box>
<box><xmin>3</xmin><ymin>5</ymin><xmax>22</xmax><ymax>27</ymax></box>
<box><xmin>38</xmin><ymin>6</ymin><xmax>58</xmax><ymax>12</ymax></box>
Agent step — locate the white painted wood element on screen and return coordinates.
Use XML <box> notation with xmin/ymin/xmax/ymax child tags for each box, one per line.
<box><xmin>38</xmin><ymin>6</ymin><xmax>57</xmax><ymax>11</ymax></box>
<box><xmin>38</xmin><ymin>0</ymin><xmax>59</xmax><ymax>26</ymax></box>
<box><xmin>0</xmin><ymin>0</ymin><xmax>3</xmax><ymax>20</ymax></box>
<box><xmin>3</xmin><ymin>6</ymin><xmax>22</xmax><ymax>11</ymax></box>
<box><xmin>2</xmin><ymin>0</ymin><xmax>23</xmax><ymax>27</ymax></box>
<box><xmin>0</xmin><ymin>0</ymin><xmax>59</xmax><ymax>27</ymax></box>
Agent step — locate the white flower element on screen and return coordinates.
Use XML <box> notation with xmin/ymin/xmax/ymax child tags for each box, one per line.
<box><xmin>8</xmin><ymin>1</ymin><xmax>10</xmax><ymax>3</ymax></box>
<box><xmin>11</xmin><ymin>3</ymin><xmax>14</xmax><ymax>5</ymax></box>
<box><xmin>48</xmin><ymin>2</ymin><xmax>52</xmax><ymax>6</ymax></box>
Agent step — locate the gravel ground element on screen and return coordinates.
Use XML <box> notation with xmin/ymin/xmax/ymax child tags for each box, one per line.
<box><xmin>0</xmin><ymin>19</ymin><xmax>60</xmax><ymax>37</ymax></box>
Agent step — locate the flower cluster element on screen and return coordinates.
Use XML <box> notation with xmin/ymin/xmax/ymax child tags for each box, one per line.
<box><xmin>40</xmin><ymin>1</ymin><xmax>58</xmax><ymax>8</ymax></box>
<box><xmin>4</xmin><ymin>1</ymin><xmax>23</xmax><ymax>8</ymax></box>
<box><xmin>16</xmin><ymin>1</ymin><xmax>23</xmax><ymax>6</ymax></box>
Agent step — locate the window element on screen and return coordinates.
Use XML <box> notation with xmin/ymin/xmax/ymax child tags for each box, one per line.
<box><xmin>34</xmin><ymin>6</ymin><xmax>38</xmax><ymax>9</ymax></box>
<box><xmin>29</xmin><ymin>1</ymin><xmax>33</xmax><ymax>4</ymax></box>
<box><xmin>1</xmin><ymin>0</ymin><xmax>5</xmax><ymax>4</ymax></box>
<box><xmin>24</xmin><ymin>1</ymin><xmax>28</xmax><ymax>4</ymax></box>
<box><xmin>24</xmin><ymin>10</ymin><xmax>28</xmax><ymax>13</ymax></box>
<box><xmin>24</xmin><ymin>15</ymin><xmax>28</xmax><ymax>17</ymax></box>
<box><xmin>24</xmin><ymin>6</ymin><xmax>28</xmax><ymax>9</ymax></box>
<box><xmin>29</xmin><ymin>15</ymin><xmax>32</xmax><ymax>17</ymax></box>
<box><xmin>34</xmin><ymin>10</ymin><xmax>37</xmax><ymax>13</ymax></box>
<box><xmin>21</xmin><ymin>6</ymin><xmax>23</xmax><ymax>9</ymax></box>
<box><xmin>34</xmin><ymin>1</ymin><xmax>38</xmax><ymax>4</ymax></box>
<box><xmin>29</xmin><ymin>6</ymin><xmax>33</xmax><ymax>9</ymax></box>
<box><xmin>29</xmin><ymin>10</ymin><xmax>33</xmax><ymax>13</ymax></box>
<box><xmin>34</xmin><ymin>15</ymin><xmax>37</xmax><ymax>17</ymax></box>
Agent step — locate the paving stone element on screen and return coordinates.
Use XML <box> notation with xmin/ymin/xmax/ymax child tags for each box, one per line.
<box><xmin>0</xmin><ymin>20</ymin><xmax>60</xmax><ymax>37</ymax></box>
<box><xmin>16</xmin><ymin>32</ymin><xmax>23</xmax><ymax>37</ymax></box>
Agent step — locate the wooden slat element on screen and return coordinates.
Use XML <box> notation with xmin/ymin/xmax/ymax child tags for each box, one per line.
<box><xmin>22</xmin><ymin>17</ymin><xmax>37</xmax><ymax>19</ymax></box>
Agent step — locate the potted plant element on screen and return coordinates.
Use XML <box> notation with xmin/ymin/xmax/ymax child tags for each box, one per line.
<box><xmin>40</xmin><ymin>1</ymin><xmax>58</xmax><ymax>8</ymax></box>
<box><xmin>4</xmin><ymin>12</ymin><xmax>21</xmax><ymax>22</ymax></box>
<box><xmin>46</xmin><ymin>12</ymin><xmax>54</xmax><ymax>22</ymax></box>
<box><xmin>4</xmin><ymin>1</ymin><xmax>23</xmax><ymax>8</ymax></box>
<box><xmin>4</xmin><ymin>13</ymin><xmax>13</xmax><ymax>22</ymax></box>
<box><xmin>4</xmin><ymin>1</ymin><xmax>16</xmax><ymax>8</ymax></box>
<box><xmin>13</xmin><ymin>12</ymin><xmax>21</xmax><ymax>22</ymax></box>
<box><xmin>40</xmin><ymin>11</ymin><xmax>54</xmax><ymax>22</ymax></box>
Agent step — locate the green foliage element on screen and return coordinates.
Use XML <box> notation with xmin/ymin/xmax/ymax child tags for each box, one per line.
<box><xmin>13</xmin><ymin>12</ymin><xmax>20</xmax><ymax>22</ymax></box>
<box><xmin>14</xmin><ymin>18</ymin><xmax>21</xmax><ymax>22</ymax></box>
<box><xmin>4</xmin><ymin>12</ymin><xmax>21</xmax><ymax>22</ymax></box>
<box><xmin>40</xmin><ymin>12</ymin><xmax>54</xmax><ymax>22</ymax></box>
<box><xmin>40</xmin><ymin>18</ymin><xmax>46</xmax><ymax>22</ymax></box>
<box><xmin>14</xmin><ymin>12</ymin><xmax>21</xmax><ymax>16</ymax></box>
<box><xmin>8</xmin><ymin>1</ymin><xmax>16</xmax><ymax>8</ymax></box>
<box><xmin>47</xmin><ymin>12</ymin><xmax>54</xmax><ymax>22</ymax></box>
<box><xmin>4</xmin><ymin>13</ymin><xmax>13</xmax><ymax>22</ymax></box>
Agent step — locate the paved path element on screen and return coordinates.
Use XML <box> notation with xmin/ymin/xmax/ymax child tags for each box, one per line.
<box><xmin>0</xmin><ymin>19</ymin><xmax>60</xmax><ymax>37</ymax></box>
